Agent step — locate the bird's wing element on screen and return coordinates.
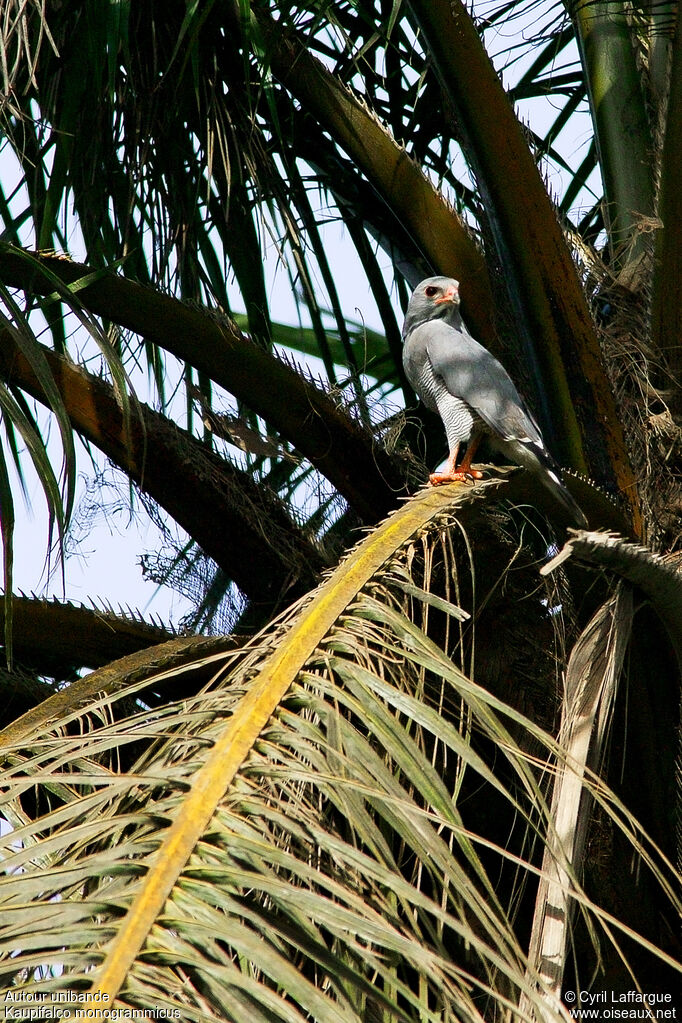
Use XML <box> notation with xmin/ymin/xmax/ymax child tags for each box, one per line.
<box><xmin>414</xmin><ymin>319</ymin><xmax>544</xmax><ymax>446</ymax></box>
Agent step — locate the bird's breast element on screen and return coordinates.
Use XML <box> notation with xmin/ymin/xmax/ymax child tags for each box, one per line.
<box><xmin>413</xmin><ymin>362</ymin><xmax>482</xmax><ymax>447</ymax></box>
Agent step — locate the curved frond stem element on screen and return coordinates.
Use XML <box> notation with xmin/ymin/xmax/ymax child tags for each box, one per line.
<box><xmin>569</xmin><ymin>0</ymin><xmax>655</xmax><ymax>262</ymax></box>
<box><xmin>542</xmin><ymin>527</ymin><xmax>682</xmax><ymax>667</ymax></box>
<box><xmin>0</xmin><ymin>634</ymin><xmax>236</xmax><ymax>749</ymax></box>
<box><xmin>651</xmin><ymin>6</ymin><xmax>682</xmax><ymax>405</ymax></box>
<box><xmin>0</xmin><ymin>325</ymin><xmax>327</xmax><ymax>608</ymax></box>
<box><xmin>0</xmin><ymin>595</ymin><xmax>175</xmax><ymax>682</ymax></box>
<box><xmin>0</xmin><ymin>448</ymin><xmax>15</xmax><ymax>667</ymax></box>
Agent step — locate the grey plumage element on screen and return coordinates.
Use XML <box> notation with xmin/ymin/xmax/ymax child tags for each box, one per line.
<box><xmin>402</xmin><ymin>276</ymin><xmax>587</xmax><ymax>527</ymax></box>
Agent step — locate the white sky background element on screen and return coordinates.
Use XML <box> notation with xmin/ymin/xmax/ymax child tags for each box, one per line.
<box><xmin>1</xmin><ymin>0</ymin><xmax>601</xmax><ymax>632</ymax></box>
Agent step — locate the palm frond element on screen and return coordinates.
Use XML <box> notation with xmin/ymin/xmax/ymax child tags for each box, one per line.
<box><xmin>1</xmin><ymin>483</ymin><xmax>679</xmax><ymax>1020</ymax></box>
<box><xmin>523</xmin><ymin>584</ymin><xmax>634</xmax><ymax>1006</ymax></box>
<box><xmin>543</xmin><ymin>527</ymin><xmax>682</xmax><ymax>661</ymax></box>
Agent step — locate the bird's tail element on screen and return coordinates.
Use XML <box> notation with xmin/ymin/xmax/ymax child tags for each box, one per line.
<box><xmin>540</xmin><ymin>467</ymin><xmax>588</xmax><ymax>528</ymax></box>
<box><xmin>503</xmin><ymin>437</ymin><xmax>588</xmax><ymax>528</ymax></box>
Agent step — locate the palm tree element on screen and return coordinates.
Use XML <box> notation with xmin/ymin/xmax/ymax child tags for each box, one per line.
<box><xmin>0</xmin><ymin>0</ymin><xmax>680</xmax><ymax>1019</ymax></box>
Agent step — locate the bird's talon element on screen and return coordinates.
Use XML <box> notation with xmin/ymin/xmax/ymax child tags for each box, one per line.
<box><xmin>428</xmin><ymin>468</ymin><xmax>483</xmax><ymax>486</ymax></box>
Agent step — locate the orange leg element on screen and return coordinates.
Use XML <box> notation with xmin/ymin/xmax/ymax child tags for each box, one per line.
<box><xmin>429</xmin><ymin>434</ymin><xmax>484</xmax><ymax>486</ymax></box>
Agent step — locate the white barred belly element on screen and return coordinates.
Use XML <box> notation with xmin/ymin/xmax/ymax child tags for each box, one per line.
<box><xmin>416</xmin><ymin>364</ymin><xmax>485</xmax><ymax>451</ymax></box>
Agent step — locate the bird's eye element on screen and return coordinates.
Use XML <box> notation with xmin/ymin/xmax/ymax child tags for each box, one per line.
<box><xmin>424</xmin><ymin>286</ymin><xmax>438</xmax><ymax>298</ymax></box>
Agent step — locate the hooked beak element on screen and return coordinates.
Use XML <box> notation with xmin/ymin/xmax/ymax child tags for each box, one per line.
<box><xmin>434</xmin><ymin>283</ymin><xmax>459</xmax><ymax>305</ymax></box>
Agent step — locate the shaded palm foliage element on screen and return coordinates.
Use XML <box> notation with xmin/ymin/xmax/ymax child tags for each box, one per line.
<box><xmin>0</xmin><ymin>0</ymin><xmax>681</xmax><ymax>1019</ymax></box>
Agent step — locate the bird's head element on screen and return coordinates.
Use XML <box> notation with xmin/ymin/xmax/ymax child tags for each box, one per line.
<box><xmin>402</xmin><ymin>276</ymin><xmax>462</xmax><ymax>337</ymax></box>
